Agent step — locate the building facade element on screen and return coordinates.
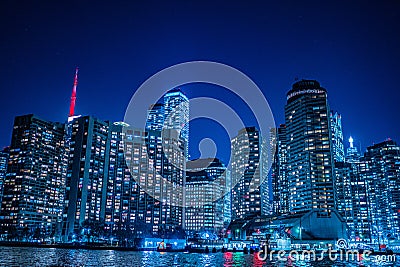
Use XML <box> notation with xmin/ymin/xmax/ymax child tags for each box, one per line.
<box><xmin>0</xmin><ymin>114</ymin><xmax>67</xmax><ymax>239</ymax></box>
<box><xmin>62</xmin><ymin>116</ymin><xmax>111</xmax><ymax>240</ymax></box>
<box><xmin>360</xmin><ymin>139</ymin><xmax>400</xmax><ymax>242</ymax></box>
<box><xmin>231</xmin><ymin>127</ymin><xmax>270</xmax><ymax>221</ymax></box>
<box><xmin>285</xmin><ymin>80</ymin><xmax>335</xmax><ymax>216</ymax></box>
<box><xmin>0</xmin><ymin>148</ymin><xmax>10</xmax><ymax>213</ymax></box>
<box><xmin>185</xmin><ymin>158</ymin><xmax>225</xmax><ymax>236</ymax></box>
<box><xmin>330</xmin><ymin>111</ymin><xmax>345</xmax><ymax>163</ymax></box>
<box><xmin>145</xmin><ymin>103</ymin><xmax>165</xmax><ymax>131</ymax></box>
<box><xmin>271</xmin><ymin>125</ymin><xmax>289</xmax><ymax>215</ymax></box>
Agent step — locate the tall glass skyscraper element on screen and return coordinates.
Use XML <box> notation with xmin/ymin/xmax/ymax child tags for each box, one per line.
<box><xmin>163</xmin><ymin>89</ymin><xmax>189</xmax><ymax>158</ymax></box>
<box><xmin>185</xmin><ymin>158</ymin><xmax>225</xmax><ymax>236</ymax></box>
<box><xmin>271</xmin><ymin>124</ymin><xmax>289</xmax><ymax>215</ymax></box>
<box><xmin>330</xmin><ymin>111</ymin><xmax>345</xmax><ymax>163</ymax></box>
<box><xmin>0</xmin><ymin>148</ymin><xmax>9</xmax><ymax>213</ymax></box>
<box><xmin>0</xmin><ymin>115</ymin><xmax>67</xmax><ymax>239</ymax></box>
<box><xmin>145</xmin><ymin>103</ymin><xmax>164</xmax><ymax>131</ymax></box>
<box><xmin>360</xmin><ymin>139</ymin><xmax>400</xmax><ymax>242</ymax></box>
<box><xmin>231</xmin><ymin>127</ymin><xmax>270</xmax><ymax>220</ymax></box>
<box><xmin>62</xmin><ymin>116</ymin><xmax>111</xmax><ymax>240</ymax></box>
<box><xmin>285</xmin><ymin>80</ymin><xmax>335</xmax><ymax>216</ymax></box>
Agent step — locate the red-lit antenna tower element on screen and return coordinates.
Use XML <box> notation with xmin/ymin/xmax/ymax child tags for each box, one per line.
<box><xmin>69</xmin><ymin>67</ymin><xmax>79</xmax><ymax>117</ymax></box>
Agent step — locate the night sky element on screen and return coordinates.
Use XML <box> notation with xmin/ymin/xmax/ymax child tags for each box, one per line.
<box><xmin>1</xmin><ymin>0</ymin><xmax>399</xmax><ymax>163</ymax></box>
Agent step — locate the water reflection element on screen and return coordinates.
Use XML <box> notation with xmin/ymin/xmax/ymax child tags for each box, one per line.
<box><xmin>0</xmin><ymin>247</ymin><xmax>397</xmax><ymax>267</ymax></box>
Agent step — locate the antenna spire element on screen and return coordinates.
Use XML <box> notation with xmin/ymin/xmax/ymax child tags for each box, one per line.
<box><xmin>69</xmin><ymin>67</ymin><xmax>79</xmax><ymax>117</ymax></box>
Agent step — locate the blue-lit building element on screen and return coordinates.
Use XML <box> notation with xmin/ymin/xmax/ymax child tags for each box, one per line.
<box><xmin>330</xmin><ymin>111</ymin><xmax>345</xmax><ymax>163</ymax></box>
<box><xmin>163</xmin><ymin>89</ymin><xmax>189</xmax><ymax>158</ymax></box>
<box><xmin>284</xmin><ymin>80</ymin><xmax>335</xmax><ymax>216</ymax></box>
<box><xmin>271</xmin><ymin>124</ymin><xmax>289</xmax><ymax>215</ymax></box>
<box><xmin>145</xmin><ymin>103</ymin><xmax>164</xmax><ymax>131</ymax></box>
<box><xmin>0</xmin><ymin>114</ymin><xmax>67</xmax><ymax>239</ymax></box>
<box><xmin>231</xmin><ymin>127</ymin><xmax>270</xmax><ymax>221</ymax></box>
<box><xmin>359</xmin><ymin>139</ymin><xmax>400</xmax><ymax>243</ymax></box>
<box><xmin>0</xmin><ymin>148</ymin><xmax>9</xmax><ymax>212</ymax></box>
<box><xmin>185</xmin><ymin>158</ymin><xmax>226</xmax><ymax>237</ymax></box>
<box><xmin>62</xmin><ymin>116</ymin><xmax>111</xmax><ymax>240</ymax></box>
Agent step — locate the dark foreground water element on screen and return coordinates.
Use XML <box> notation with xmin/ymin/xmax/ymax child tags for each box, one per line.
<box><xmin>0</xmin><ymin>247</ymin><xmax>398</xmax><ymax>267</ymax></box>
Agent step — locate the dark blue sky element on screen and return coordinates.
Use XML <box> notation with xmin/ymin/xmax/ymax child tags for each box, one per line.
<box><xmin>1</xmin><ymin>0</ymin><xmax>399</xmax><ymax>161</ymax></box>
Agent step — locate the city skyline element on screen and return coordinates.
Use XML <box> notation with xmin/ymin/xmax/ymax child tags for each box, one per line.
<box><xmin>1</xmin><ymin>1</ymin><xmax>399</xmax><ymax>157</ymax></box>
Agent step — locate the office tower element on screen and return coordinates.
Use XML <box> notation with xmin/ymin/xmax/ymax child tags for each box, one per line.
<box><xmin>346</xmin><ymin>136</ymin><xmax>360</xmax><ymax>164</ymax></box>
<box><xmin>104</xmin><ymin>123</ymin><xmax>143</xmax><ymax>237</ymax></box>
<box><xmin>271</xmin><ymin>124</ymin><xmax>289</xmax><ymax>215</ymax></box>
<box><xmin>223</xmin><ymin>169</ymin><xmax>232</xmax><ymax>227</ymax></box>
<box><xmin>185</xmin><ymin>158</ymin><xmax>225</xmax><ymax>236</ymax></box>
<box><xmin>360</xmin><ymin>139</ymin><xmax>400</xmax><ymax>242</ymax></box>
<box><xmin>330</xmin><ymin>111</ymin><xmax>345</xmax><ymax>162</ymax></box>
<box><xmin>231</xmin><ymin>127</ymin><xmax>270</xmax><ymax>221</ymax></box>
<box><xmin>0</xmin><ymin>115</ymin><xmax>67</xmax><ymax>238</ymax></box>
<box><xmin>0</xmin><ymin>148</ymin><xmax>9</xmax><ymax>212</ymax></box>
<box><xmin>144</xmin><ymin>129</ymin><xmax>185</xmax><ymax>233</ymax></box>
<box><xmin>163</xmin><ymin>89</ymin><xmax>189</xmax><ymax>158</ymax></box>
<box><xmin>285</xmin><ymin>80</ymin><xmax>335</xmax><ymax>216</ymax></box>
<box><xmin>62</xmin><ymin>116</ymin><xmax>111</xmax><ymax>240</ymax></box>
<box><xmin>145</xmin><ymin>103</ymin><xmax>165</xmax><ymax>131</ymax></box>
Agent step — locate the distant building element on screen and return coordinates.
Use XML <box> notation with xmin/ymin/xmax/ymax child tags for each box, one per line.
<box><xmin>185</xmin><ymin>158</ymin><xmax>226</xmax><ymax>236</ymax></box>
<box><xmin>0</xmin><ymin>114</ymin><xmax>67</xmax><ymax>238</ymax></box>
<box><xmin>338</xmin><ymin>136</ymin><xmax>371</xmax><ymax>242</ymax></box>
<box><xmin>0</xmin><ymin>148</ymin><xmax>9</xmax><ymax>212</ymax></box>
<box><xmin>231</xmin><ymin>127</ymin><xmax>270</xmax><ymax>221</ymax></box>
<box><xmin>163</xmin><ymin>89</ymin><xmax>189</xmax><ymax>158</ymax></box>
<box><xmin>285</xmin><ymin>80</ymin><xmax>335</xmax><ymax>216</ymax></box>
<box><xmin>360</xmin><ymin>139</ymin><xmax>400</xmax><ymax>242</ymax></box>
<box><xmin>330</xmin><ymin>111</ymin><xmax>345</xmax><ymax>163</ymax></box>
<box><xmin>346</xmin><ymin>136</ymin><xmax>360</xmax><ymax>164</ymax></box>
<box><xmin>62</xmin><ymin>116</ymin><xmax>111</xmax><ymax>240</ymax></box>
<box><xmin>223</xmin><ymin>169</ymin><xmax>232</xmax><ymax>227</ymax></box>
<box><xmin>145</xmin><ymin>103</ymin><xmax>165</xmax><ymax>131</ymax></box>
<box><xmin>271</xmin><ymin>125</ymin><xmax>289</xmax><ymax>215</ymax></box>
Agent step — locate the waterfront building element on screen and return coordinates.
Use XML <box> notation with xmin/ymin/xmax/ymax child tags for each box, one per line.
<box><xmin>284</xmin><ymin>80</ymin><xmax>335</xmax><ymax>216</ymax></box>
<box><xmin>231</xmin><ymin>127</ymin><xmax>270</xmax><ymax>221</ymax></box>
<box><xmin>185</xmin><ymin>158</ymin><xmax>226</xmax><ymax>237</ymax></box>
<box><xmin>0</xmin><ymin>148</ymin><xmax>9</xmax><ymax>213</ymax></box>
<box><xmin>359</xmin><ymin>139</ymin><xmax>400</xmax><ymax>242</ymax></box>
<box><xmin>62</xmin><ymin>116</ymin><xmax>111</xmax><ymax>240</ymax></box>
<box><xmin>271</xmin><ymin>125</ymin><xmax>289</xmax><ymax>215</ymax></box>
<box><xmin>0</xmin><ymin>114</ymin><xmax>67</xmax><ymax>238</ymax></box>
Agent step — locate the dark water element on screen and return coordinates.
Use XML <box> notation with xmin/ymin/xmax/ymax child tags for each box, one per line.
<box><xmin>0</xmin><ymin>247</ymin><xmax>398</xmax><ymax>267</ymax></box>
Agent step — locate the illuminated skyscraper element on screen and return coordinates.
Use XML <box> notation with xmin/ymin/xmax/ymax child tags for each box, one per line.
<box><xmin>104</xmin><ymin>123</ymin><xmax>143</xmax><ymax>237</ymax></box>
<box><xmin>285</xmin><ymin>80</ymin><xmax>335</xmax><ymax>216</ymax></box>
<box><xmin>271</xmin><ymin>124</ymin><xmax>289</xmax><ymax>215</ymax></box>
<box><xmin>0</xmin><ymin>115</ymin><xmax>67</xmax><ymax>238</ymax></box>
<box><xmin>360</xmin><ymin>139</ymin><xmax>400</xmax><ymax>242</ymax></box>
<box><xmin>231</xmin><ymin>127</ymin><xmax>270</xmax><ymax>220</ymax></box>
<box><xmin>0</xmin><ymin>148</ymin><xmax>9</xmax><ymax>212</ymax></box>
<box><xmin>330</xmin><ymin>111</ymin><xmax>345</xmax><ymax>163</ymax></box>
<box><xmin>145</xmin><ymin>103</ymin><xmax>165</xmax><ymax>131</ymax></box>
<box><xmin>163</xmin><ymin>89</ymin><xmax>189</xmax><ymax>158</ymax></box>
<box><xmin>62</xmin><ymin>116</ymin><xmax>111</xmax><ymax>240</ymax></box>
<box><xmin>346</xmin><ymin>136</ymin><xmax>360</xmax><ymax>164</ymax></box>
<box><xmin>185</xmin><ymin>158</ymin><xmax>225</xmax><ymax>236</ymax></box>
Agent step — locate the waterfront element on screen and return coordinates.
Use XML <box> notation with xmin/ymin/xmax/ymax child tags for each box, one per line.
<box><xmin>0</xmin><ymin>247</ymin><xmax>398</xmax><ymax>267</ymax></box>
